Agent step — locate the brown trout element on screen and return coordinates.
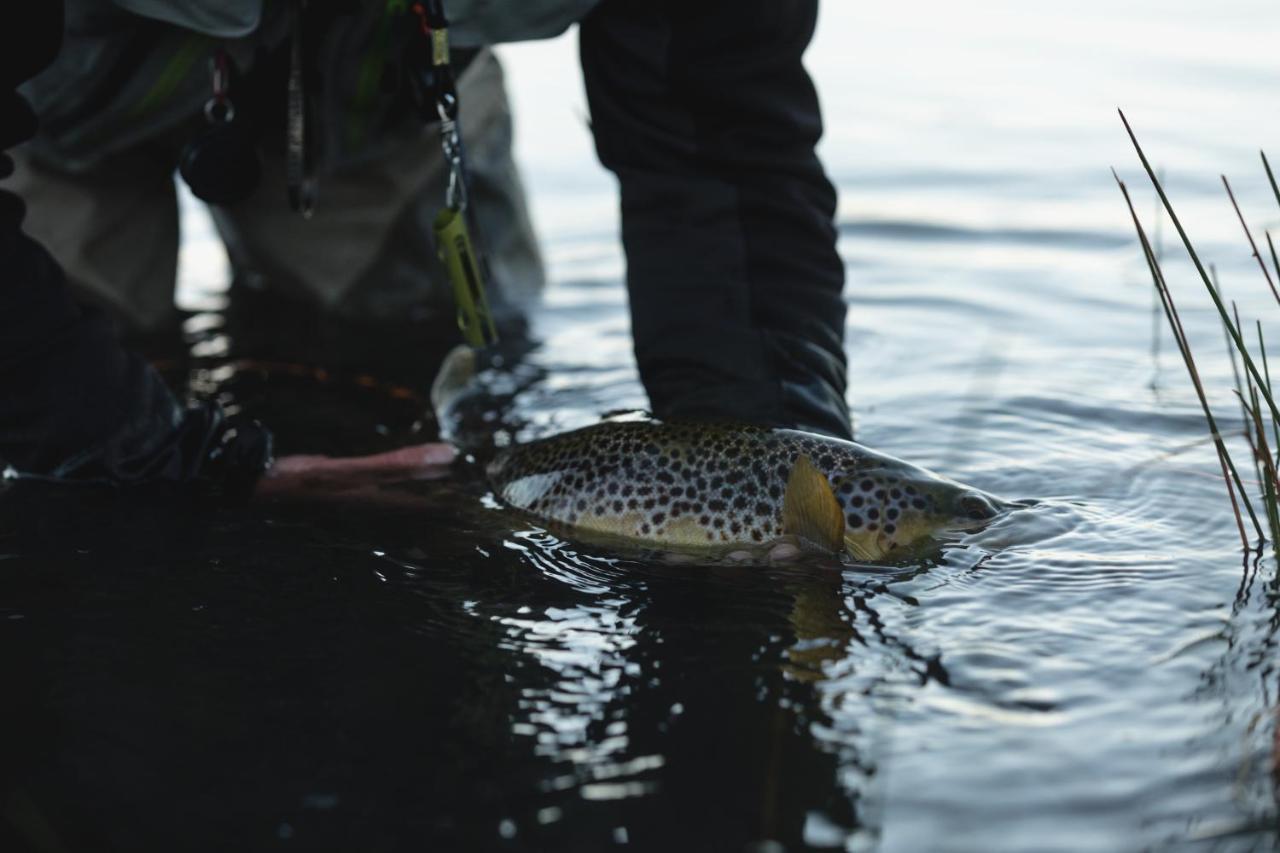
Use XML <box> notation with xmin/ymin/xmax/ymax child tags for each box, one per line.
<box><xmin>435</xmin><ymin>348</ymin><xmax>1006</xmax><ymax>561</ymax></box>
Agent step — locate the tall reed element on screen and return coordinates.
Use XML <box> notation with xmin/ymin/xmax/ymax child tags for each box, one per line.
<box><xmin>1116</xmin><ymin>111</ymin><xmax>1280</xmax><ymax>551</ymax></box>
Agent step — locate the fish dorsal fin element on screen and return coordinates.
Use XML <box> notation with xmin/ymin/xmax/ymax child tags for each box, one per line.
<box><xmin>782</xmin><ymin>454</ymin><xmax>845</xmax><ymax>553</ymax></box>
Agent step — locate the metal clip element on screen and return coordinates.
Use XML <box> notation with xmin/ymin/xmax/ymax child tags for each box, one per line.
<box><xmin>438</xmin><ymin>100</ymin><xmax>466</xmax><ymax>213</ymax></box>
<box><xmin>409</xmin><ymin>0</ymin><xmax>499</xmax><ymax>347</ymax></box>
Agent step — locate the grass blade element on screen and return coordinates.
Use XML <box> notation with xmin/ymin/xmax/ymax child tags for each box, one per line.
<box><xmin>1263</xmin><ymin>151</ymin><xmax>1280</xmax><ymax>211</ymax></box>
<box><xmin>1212</xmin><ymin>269</ymin><xmax>1251</xmax><ymax>426</ymax></box>
<box><xmin>1239</xmin><ymin>386</ymin><xmax>1280</xmax><ymax>543</ymax></box>
<box><xmin>1257</xmin><ymin>321</ymin><xmax>1280</xmax><ymax>467</ymax></box>
<box><xmin>1120</xmin><ymin>110</ymin><xmax>1280</xmax><ymax>429</ymax></box>
<box><xmin>1267</xmin><ymin>231</ymin><xmax>1280</xmax><ymax>289</ymax></box>
<box><xmin>1222</xmin><ymin>175</ymin><xmax>1280</xmax><ymax>306</ymax></box>
<box><xmin>1114</xmin><ymin>170</ymin><xmax>1260</xmax><ymax>547</ymax></box>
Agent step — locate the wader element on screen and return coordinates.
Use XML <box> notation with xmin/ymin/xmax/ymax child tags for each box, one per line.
<box><xmin>0</xmin><ymin>0</ymin><xmax>849</xmax><ymax>485</ymax></box>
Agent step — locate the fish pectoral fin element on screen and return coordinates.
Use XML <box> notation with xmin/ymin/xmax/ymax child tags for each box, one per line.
<box><xmin>782</xmin><ymin>454</ymin><xmax>845</xmax><ymax>554</ymax></box>
<box><xmin>842</xmin><ymin>534</ymin><xmax>877</xmax><ymax>562</ymax></box>
<box><xmin>429</xmin><ymin>345</ymin><xmax>477</xmax><ymax>444</ymax></box>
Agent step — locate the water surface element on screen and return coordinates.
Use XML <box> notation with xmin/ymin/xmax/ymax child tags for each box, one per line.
<box><xmin>4</xmin><ymin>2</ymin><xmax>1280</xmax><ymax>850</ymax></box>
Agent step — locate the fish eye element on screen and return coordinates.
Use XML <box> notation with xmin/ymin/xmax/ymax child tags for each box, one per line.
<box><xmin>960</xmin><ymin>493</ymin><xmax>998</xmax><ymax>521</ymax></box>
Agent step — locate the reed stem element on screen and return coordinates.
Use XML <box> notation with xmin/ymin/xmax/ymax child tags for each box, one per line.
<box><xmin>1114</xmin><ymin>171</ymin><xmax>1259</xmax><ymax>547</ymax></box>
<box><xmin>1119</xmin><ymin>110</ymin><xmax>1280</xmax><ymax>429</ymax></box>
<box><xmin>1222</xmin><ymin>175</ymin><xmax>1280</xmax><ymax>307</ymax></box>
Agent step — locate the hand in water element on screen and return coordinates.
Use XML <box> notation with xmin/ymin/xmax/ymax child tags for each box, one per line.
<box><xmin>255</xmin><ymin>443</ymin><xmax>457</xmax><ymax>499</ymax></box>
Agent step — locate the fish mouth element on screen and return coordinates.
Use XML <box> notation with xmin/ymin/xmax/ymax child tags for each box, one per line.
<box><xmin>932</xmin><ymin>491</ymin><xmax>1012</xmax><ymax>541</ymax></box>
<box><xmin>840</xmin><ymin>490</ymin><xmax>1012</xmax><ymax>562</ymax></box>
<box><xmin>957</xmin><ymin>491</ymin><xmax>1005</xmax><ymax>525</ymax></box>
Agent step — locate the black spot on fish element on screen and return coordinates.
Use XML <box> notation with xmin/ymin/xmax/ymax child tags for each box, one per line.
<box><xmin>613</xmin><ymin>500</ymin><xmax>624</xmax><ymax>513</ymax></box>
<box><xmin>867</xmin><ymin>522</ymin><xmax>878</xmax><ymax>531</ymax></box>
<box><xmin>656</xmin><ymin>470</ymin><xmax>675</xmax><ymax>485</ymax></box>
<box><xmin>751</xmin><ymin>530</ymin><xmax>763</xmax><ymax>542</ymax></box>
<box><xmin>860</xmin><ymin>479</ymin><xmax>874</xmax><ymax>491</ymax></box>
<box><xmin>887</xmin><ymin>508</ymin><xmax>899</xmax><ymax>520</ymax></box>
<box><xmin>851</xmin><ymin>495</ymin><xmax>865</xmax><ymax>508</ymax></box>
<box><xmin>847</xmin><ymin>513</ymin><xmax>863</xmax><ymax>528</ymax></box>
<box><xmin>708</xmin><ymin>499</ymin><xmax>726</xmax><ymax>512</ymax></box>
<box><xmin>912</xmin><ymin>498</ymin><xmax>926</xmax><ymax>510</ymax></box>
<box><xmin>730</xmin><ymin>521</ymin><xmax>742</xmax><ymax>534</ymax></box>
<box><xmin>755</xmin><ymin>502</ymin><xmax>770</xmax><ymax>517</ymax></box>
<box><xmin>839</xmin><ymin>482</ymin><xmax>854</xmax><ymax>495</ymax></box>
<box><xmin>867</xmin><ymin>508</ymin><xmax>880</xmax><ymax>520</ymax></box>
<box><xmin>733</xmin><ymin>495</ymin><xmax>749</xmax><ymax>510</ymax></box>
<box><xmin>713</xmin><ymin>518</ymin><xmax>725</xmax><ymax>529</ymax></box>
<box><xmin>890</xmin><ymin>488</ymin><xmax>901</xmax><ymax>499</ymax></box>
<box><xmin>643</xmin><ymin>498</ymin><xmax>656</xmax><ymax>510</ymax></box>
<box><xmin>875</xmin><ymin>489</ymin><xmax>886</xmax><ymax>499</ymax></box>
<box><xmin>576</xmin><ymin>499</ymin><xmax>587</xmax><ymax>512</ymax></box>
<box><xmin>652</xmin><ymin>512</ymin><xmax>666</xmax><ymax>524</ymax></box>
<box><xmin>885</xmin><ymin>523</ymin><xmax>896</xmax><ymax>534</ymax></box>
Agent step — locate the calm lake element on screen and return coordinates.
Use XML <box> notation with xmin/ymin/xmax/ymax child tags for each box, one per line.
<box><xmin>3</xmin><ymin>1</ymin><xmax>1280</xmax><ymax>850</ymax></box>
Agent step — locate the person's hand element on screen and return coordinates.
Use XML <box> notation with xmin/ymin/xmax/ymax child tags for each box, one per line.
<box><xmin>255</xmin><ymin>443</ymin><xmax>457</xmax><ymax>500</ymax></box>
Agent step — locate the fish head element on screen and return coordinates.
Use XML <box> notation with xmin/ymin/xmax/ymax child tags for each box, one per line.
<box><xmin>832</xmin><ymin>467</ymin><xmax>1005</xmax><ymax>560</ymax></box>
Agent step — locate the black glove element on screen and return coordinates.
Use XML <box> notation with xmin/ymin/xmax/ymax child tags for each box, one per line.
<box><xmin>1</xmin><ymin>283</ymin><xmax>273</xmax><ymax>495</ymax></box>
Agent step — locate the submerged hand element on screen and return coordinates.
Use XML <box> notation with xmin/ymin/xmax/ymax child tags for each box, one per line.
<box><xmin>255</xmin><ymin>443</ymin><xmax>457</xmax><ymax>498</ymax></box>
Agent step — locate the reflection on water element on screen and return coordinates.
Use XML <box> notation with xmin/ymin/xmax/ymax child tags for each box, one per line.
<box><xmin>4</xmin><ymin>0</ymin><xmax>1280</xmax><ymax>850</ymax></box>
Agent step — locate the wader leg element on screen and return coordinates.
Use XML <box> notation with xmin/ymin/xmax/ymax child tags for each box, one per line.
<box><xmin>8</xmin><ymin>144</ymin><xmax>181</xmax><ymax>334</ymax></box>
<box><xmin>209</xmin><ymin>48</ymin><xmax>543</xmax><ymax>330</ymax></box>
<box><xmin>580</xmin><ymin>2</ymin><xmax>850</xmax><ymax>438</ymax></box>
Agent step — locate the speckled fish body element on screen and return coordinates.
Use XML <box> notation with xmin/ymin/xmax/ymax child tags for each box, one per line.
<box><xmin>486</xmin><ymin>420</ymin><xmax>1002</xmax><ymax>560</ymax></box>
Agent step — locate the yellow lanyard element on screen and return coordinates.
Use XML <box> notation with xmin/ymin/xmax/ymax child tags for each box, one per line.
<box><xmin>412</xmin><ymin>1</ymin><xmax>499</xmax><ymax>348</ymax></box>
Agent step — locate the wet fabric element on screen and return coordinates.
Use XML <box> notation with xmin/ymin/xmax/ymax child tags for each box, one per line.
<box><xmin>113</xmin><ymin>0</ymin><xmax>264</xmax><ymax>37</ymax></box>
<box><xmin>446</xmin><ymin>0</ymin><xmax>603</xmax><ymax>46</ymax></box>
<box><xmin>581</xmin><ymin>0</ymin><xmax>849</xmax><ymax>438</ymax></box>
<box><xmin>12</xmin><ymin>49</ymin><xmax>543</xmax><ymax>332</ymax></box>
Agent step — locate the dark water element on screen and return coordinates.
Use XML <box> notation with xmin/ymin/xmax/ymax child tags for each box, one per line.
<box><xmin>5</xmin><ymin>2</ymin><xmax>1280</xmax><ymax>850</ymax></box>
